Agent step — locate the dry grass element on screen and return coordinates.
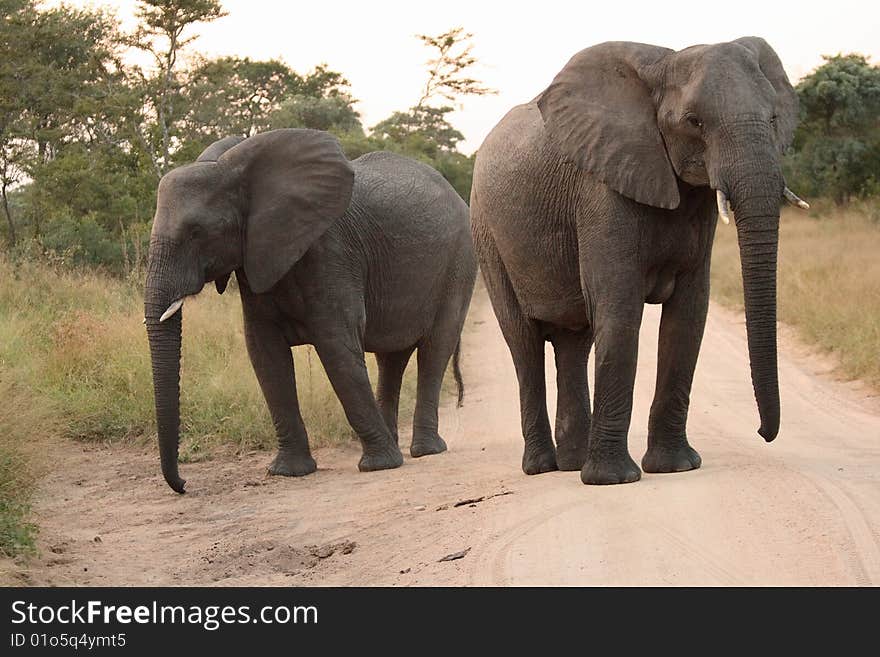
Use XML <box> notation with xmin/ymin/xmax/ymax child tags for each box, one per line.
<box><xmin>0</xmin><ymin>380</ymin><xmax>59</xmax><ymax>556</ymax></box>
<box><xmin>711</xmin><ymin>203</ymin><xmax>880</xmax><ymax>388</ymax></box>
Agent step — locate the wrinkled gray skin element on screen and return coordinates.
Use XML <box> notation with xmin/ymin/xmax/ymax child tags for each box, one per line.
<box><xmin>145</xmin><ymin>129</ymin><xmax>476</xmax><ymax>493</ymax></box>
<box><xmin>471</xmin><ymin>38</ymin><xmax>799</xmax><ymax>484</ymax></box>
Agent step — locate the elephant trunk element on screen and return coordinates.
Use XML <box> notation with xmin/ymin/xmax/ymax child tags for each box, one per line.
<box><xmin>144</xmin><ymin>240</ymin><xmax>188</xmax><ymax>493</ymax></box>
<box><xmin>734</xmin><ymin>192</ymin><xmax>781</xmax><ymax>441</ymax></box>
<box><xmin>723</xmin><ymin>149</ymin><xmax>783</xmax><ymax>442</ymax></box>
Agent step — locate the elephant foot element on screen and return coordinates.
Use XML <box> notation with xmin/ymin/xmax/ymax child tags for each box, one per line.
<box><xmin>555</xmin><ymin>441</ymin><xmax>588</xmax><ymax>471</ymax></box>
<box><xmin>358</xmin><ymin>442</ymin><xmax>404</xmax><ymax>472</ymax></box>
<box><xmin>522</xmin><ymin>441</ymin><xmax>559</xmax><ymax>475</ymax></box>
<box><xmin>410</xmin><ymin>432</ymin><xmax>447</xmax><ymax>458</ymax></box>
<box><xmin>267</xmin><ymin>452</ymin><xmax>317</xmax><ymax>477</ymax></box>
<box><xmin>642</xmin><ymin>441</ymin><xmax>702</xmax><ymax>473</ymax></box>
<box><xmin>581</xmin><ymin>449</ymin><xmax>641</xmax><ymax>485</ymax></box>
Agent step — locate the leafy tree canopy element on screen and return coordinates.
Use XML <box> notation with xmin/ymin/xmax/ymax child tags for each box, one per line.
<box><xmin>786</xmin><ymin>54</ymin><xmax>880</xmax><ymax>204</ymax></box>
<box><xmin>796</xmin><ymin>54</ymin><xmax>880</xmax><ymax>136</ymax></box>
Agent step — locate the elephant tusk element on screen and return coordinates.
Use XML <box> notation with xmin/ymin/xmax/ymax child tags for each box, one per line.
<box><xmin>783</xmin><ymin>186</ymin><xmax>810</xmax><ymax>210</ymax></box>
<box><xmin>159</xmin><ymin>298</ymin><xmax>184</xmax><ymax>322</ymax></box>
<box><xmin>716</xmin><ymin>189</ymin><xmax>733</xmax><ymax>225</ymax></box>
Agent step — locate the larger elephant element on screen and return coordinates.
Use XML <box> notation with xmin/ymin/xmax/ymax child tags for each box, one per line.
<box><xmin>471</xmin><ymin>38</ymin><xmax>808</xmax><ymax>485</ymax></box>
<box><xmin>145</xmin><ymin>129</ymin><xmax>477</xmax><ymax>493</ymax></box>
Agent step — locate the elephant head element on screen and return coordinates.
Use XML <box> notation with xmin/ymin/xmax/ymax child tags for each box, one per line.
<box><xmin>538</xmin><ymin>37</ymin><xmax>807</xmax><ymax>443</ymax></box>
<box><xmin>144</xmin><ymin>129</ymin><xmax>354</xmax><ymax>492</ymax></box>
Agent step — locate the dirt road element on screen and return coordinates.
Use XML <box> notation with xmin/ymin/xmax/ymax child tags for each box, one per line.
<box><xmin>12</xmin><ymin>281</ymin><xmax>880</xmax><ymax>586</ymax></box>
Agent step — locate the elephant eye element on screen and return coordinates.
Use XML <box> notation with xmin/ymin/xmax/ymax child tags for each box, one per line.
<box><xmin>770</xmin><ymin>114</ymin><xmax>778</xmax><ymax>126</ymax></box>
<box><xmin>686</xmin><ymin>115</ymin><xmax>703</xmax><ymax>129</ymax></box>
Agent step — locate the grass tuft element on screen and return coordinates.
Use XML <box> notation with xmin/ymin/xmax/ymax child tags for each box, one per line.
<box><xmin>0</xmin><ymin>380</ymin><xmax>58</xmax><ymax>556</ymax></box>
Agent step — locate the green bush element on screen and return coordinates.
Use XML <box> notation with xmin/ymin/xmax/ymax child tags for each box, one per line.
<box><xmin>784</xmin><ymin>54</ymin><xmax>880</xmax><ymax>204</ymax></box>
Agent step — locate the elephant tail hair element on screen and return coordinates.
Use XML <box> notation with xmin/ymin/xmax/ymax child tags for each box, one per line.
<box><xmin>453</xmin><ymin>338</ymin><xmax>464</xmax><ymax>408</ymax></box>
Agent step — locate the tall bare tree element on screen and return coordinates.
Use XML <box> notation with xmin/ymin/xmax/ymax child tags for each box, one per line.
<box><xmin>415</xmin><ymin>27</ymin><xmax>495</xmax><ymax>109</ymax></box>
<box><xmin>130</xmin><ymin>0</ymin><xmax>227</xmax><ymax>176</ymax></box>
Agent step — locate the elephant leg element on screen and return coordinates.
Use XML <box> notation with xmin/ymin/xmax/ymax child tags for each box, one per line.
<box><xmin>477</xmin><ymin>230</ymin><xmax>556</xmax><ymax>475</ymax></box>
<box><xmin>315</xmin><ymin>336</ymin><xmax>404</xmax><ymax>472</ymax></box>
<box><xmin>375</xmin><ymin>348</ymin><xmax>414</xmax><ymax>445</ymax></box>
<box><xmin>410</xmin><ymin>287</ymin><xmax>471</xmax><ymax>458</ymax></box>
<box><xmin>409</xmin><ymin>332</ymin><xmax>459</xmax><ymax>458</ymax></box>
<box><xmin>550</xmin><ymin>328</ymin><xmax>592</xmax><ymax>471</ymax></box>
<box><xmin>243</xmin><ymin>314</ymin><xmax>316</xmax><ymax>477</ymax></box>
<box><xmin>511</xmin><ymin>329</ymin><xmax>558</xmax><ymax>475</ymax></box>
<box><xmin>642</xmin><ymin>267</ymin><xmax>709</xmax><ymax>473</ymax></box>
<box><xmin>582</xmin><ymin>298</ymin><xmax>643</xmax><ymax>485</ymax></box>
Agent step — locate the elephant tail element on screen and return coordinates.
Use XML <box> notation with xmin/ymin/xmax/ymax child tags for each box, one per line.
<box><xmin>453</xmin><ymin>338</ymin><xmax>464</xmax><ymax>408</ymax></box>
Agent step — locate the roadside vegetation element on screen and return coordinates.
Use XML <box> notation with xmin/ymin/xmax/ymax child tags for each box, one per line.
<box><xmin>0</xmin><ymin>380</ymin><xmax>53</xmax><ymax>557</ymax></box>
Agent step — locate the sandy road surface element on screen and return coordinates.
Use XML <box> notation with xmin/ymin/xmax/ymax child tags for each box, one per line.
<box><xmin>9</xmin><ymin>281</ymin><xmax>880</xmax><ymax>586</ymax></box>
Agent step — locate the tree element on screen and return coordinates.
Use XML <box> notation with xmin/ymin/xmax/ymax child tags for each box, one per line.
<box><xmin>0</xmin><ymin>0</ymin><xmax>29</xmax><ymax>244</ymax></box>
<box><xmin>415</xmin><ymin>27</ymin><xmax>495</xmax><ymax>108</ymax></box>
<box><xmin>295</xmin><ymin>63</ymin><xmax>352</xmax><ymax>99</ymax></box>
<box><xmin>0</xmin><ymin>145</ymin><xmax>23</xmax><ymax>246</ymax></box>
<box><xmin>0</xmin><ymin>0</ymin><xmax>127</xmax><ymax>244</ymax></box>
<box><xmin>181</xmin><ymin>58</ymin><xmax>358</xmax><ymax>152</ymax></box>
<box><xmin>371</xmin><ymin>105</ymin><xmax>463</xmax><ymax>152</ymax></box>
<box><xmin>129</xmin><ymin>0</ymin><xmax>227</xmax><ymax>176</ymax></box>
<box><xmin>786</xmin><ymin>54</ymin><xmax>880</xmax><ymax>203</ymax></box>
<box><xmin>181</xmin><ymin>56</ymin><xmax>298</xmax><ymax>145</ymax></box>
<box><xmin>370</xmin><ymin>27</ymin><xmax>492</xmax><ymax>201</ymax></box>
<box><xmin>796</xmin><ymin>54</ymin><xmax>880</xmax><ymax>137</ymax></box>
<box><xmin>270</xmin><ymin>94</ymin><xmax>362</xmax><ymax>134</ymax></box>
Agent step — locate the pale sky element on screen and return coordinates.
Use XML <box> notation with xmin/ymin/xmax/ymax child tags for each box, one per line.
<box><xmin>59</xmin><ymin>0</ymin><xmax>880</xmax><ymax>153</ymax></box>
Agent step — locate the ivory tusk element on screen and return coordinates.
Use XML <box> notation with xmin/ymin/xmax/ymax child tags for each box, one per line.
<box><xmin>159</xmin><ymin>298</ymin><xmax>184</xmax><ymax>322</ymax></box>
<box><xmin>783</xmin><ymin>187</ymin><xmax>810</xmax><ymax>210</ymax></box>
<box><xmin>716</xmin><ymin>189</ymin><xmax>733</xmax><ymax>225</ymax></box>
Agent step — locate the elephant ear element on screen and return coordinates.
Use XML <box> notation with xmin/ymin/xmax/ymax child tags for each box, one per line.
<box><xmin>199</xmin><ymin>136</ymin><xmax>244</xmax><ymax>295</ymax></box>
<box><xmin>734</xmin><ymin>37</ymin><xmax>798</xmax><ymax>152</ymax></box>
<box><xmin>537</xmin><ymin>41</ymin><xmax>679</xmax><ymax>210</ymax></box>
<box><xmin>219</xmin><ymin>129</ymin><xmax>354</xmax><ymax>294</ymax></box>
<box><xmin>196</xmin><ymin>135</ymin><xmax>246</xmax><ymax>162</ymax></box>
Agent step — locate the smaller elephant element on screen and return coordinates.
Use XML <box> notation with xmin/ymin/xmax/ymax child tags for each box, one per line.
<box><xmin>144</xmin><ymin>129</ymin><xmax>477</xmax><ymax>493</ymax></box>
